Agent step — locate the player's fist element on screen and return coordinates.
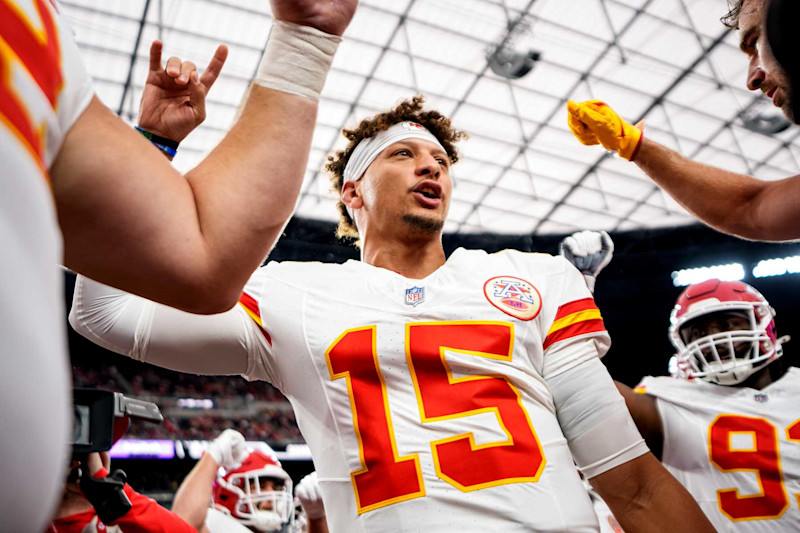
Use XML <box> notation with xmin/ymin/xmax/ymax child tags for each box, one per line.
<box><xmin>295</xmin><ymin>471</ymin><xmax>325</xmax><ymax>520</ymax></box>
<box><xmin>566</xmin><ymin>100</ymin><xmax>643</xmax><ymax>161</ymax></box>
<box><xmin>560</xmin><ymin>230</ymin><xmax>614</xmax><ymax>276</ymax></box>
<box><xmin>560</xmin><ymin>230</ymin><xmax>614</xmax><ymax>294</ymax></box>
<box><xmin>206</xmin><ymin>429</ymin><xmax>248</xmax><ymax>469</ymax></box>
<box><xmin>270</xmin><ymin>0</ymin><xmax>358</xmax><ymax>36</ymax></box>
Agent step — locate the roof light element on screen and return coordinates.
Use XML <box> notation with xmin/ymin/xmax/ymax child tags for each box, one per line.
<box><xmin>671</xmin><ymin>263</ymin><xmax>745</xmax><ymax>287</ymax></box>
<box><xmin>752</xmin><ymin>255</ymin><xmax>800</xmax><ymax>278</ymax></box>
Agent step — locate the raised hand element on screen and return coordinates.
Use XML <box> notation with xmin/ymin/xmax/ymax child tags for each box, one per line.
<box><xmin>566</xmin><ymin>100</ymin><xmax>643</xmax><ymax>161</ymax></box>
<box><xmin>137</xmin><ymin>40</ymin><xmax>228</xmax><ymax>143</ymax></box>
<box><xmin>559</xmin><ymin>230</ymin><xmax>614</xmax><ymax>294</ymax></box>
<box><xmin>270</xmin><ymin>0</ymin><xmax>358</xmax><ymax>36</ymax></box>
<box><xmin>295</xmin><ymin>471</ymin><xmax>326</xmax><ymax>520</ymax></box>
<box><xmin>205</xmin><ymin>429</ymin><xmax>248</xmax><ymax>469</ymax></box>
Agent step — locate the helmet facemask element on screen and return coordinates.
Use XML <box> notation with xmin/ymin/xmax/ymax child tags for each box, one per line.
<box><xmin>671</xmin><ymin>303</ymin><xmax>780</xmax><ymax>385</ymax></box>
<box><xmin>214</xmin><ymin>450</ymin><xmax>294</xmax><ymax>533</ymax></box>
<box><xmin>226</xmin><ymin>471</ymin><xmax>294</xmax><ymax>532</ymax></box>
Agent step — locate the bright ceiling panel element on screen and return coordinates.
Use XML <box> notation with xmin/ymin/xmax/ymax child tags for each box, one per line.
<box><xmin>60</xmin><ymin>0</ymin><xmax>800</xmax><ymax>235</ymax></box>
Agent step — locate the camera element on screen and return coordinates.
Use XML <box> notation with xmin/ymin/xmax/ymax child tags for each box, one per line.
<box><xmin>72</xmin><ymin>388</ymin><xmax>163</xmax><ymax>455</ymax></box>
<box><xmin>71</xmin><ymin>388</ymin><xmax>163</xmax><ymax>523</ymax></box>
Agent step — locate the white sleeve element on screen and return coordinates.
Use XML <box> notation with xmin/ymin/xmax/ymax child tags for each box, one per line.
<box><xmin>69</xmin><ymin>275</ymin><xmax>267</xmax><ymax>376</ymax></box>
<box><xmin>52</xmin><ymin>0</ymin><xmax>95</xmax><ymax>166</ymax></box>
<box><xmin>548</xmin><ymin>357</ymin><xmax>649</xmax><ymax>479</ymax></box>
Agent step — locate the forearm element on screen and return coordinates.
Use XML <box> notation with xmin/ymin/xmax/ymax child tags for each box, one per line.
<box><xmin>634</xmin><ymin>138</ymin><xmax>771</xmax><ymax>238</ymax></box>
<box><xmin>591</xmin><ymin>453</ymin><xmax>714</xmax><ymax>532</ymax></box>
<box><xmin>182</xmin><ymin>86</ymin><xmax>316</xmax><ymax>287</ymax></box>
<box><xmin>172</xmin><ymin>454</ymin><xmax>220</xmax><ymax>530</ymax></box>
<box><xmin>308</xmin><ymin>517</ymin><xmax>330</xmax><ymax>533</ymax></box>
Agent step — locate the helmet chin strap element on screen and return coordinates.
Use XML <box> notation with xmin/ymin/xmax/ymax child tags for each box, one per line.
<box><xmin>250</xmin><ymin>510</ymin><xmax>284</xmax><ymax>532</ymax></box>
<box><xmin>703</xmin><ymin>360</ymin><xmax>756</xmax><ymax>385</ymax></box>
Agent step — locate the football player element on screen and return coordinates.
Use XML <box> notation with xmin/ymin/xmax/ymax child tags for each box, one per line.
<box><xmin>212</xmin><ymin>450</ymin><xmax>294</xmax><ymax>533</ymax></box>
<box><xmin>561</xmin><ymin>230</ymin><xmax>800</xmax><ymax>531</ymax></box>
<box><xmin>70</xmin><ymin>97</ymin><xmax>714</xmax><ymax>532</ymax></box>
<box><xmin>566</xmin><ymin>0</ymin><xmax>800</xmax><ymax>242</ymax></box>
<box><xmin>1</xmin><ymin>1</ymin><xmax>355</xmax><ymax>531</ymax></box>
<box><xmin>173</xmin><ymin>429</ymin><xmax>294</xmax><ymax>533</ymax></box>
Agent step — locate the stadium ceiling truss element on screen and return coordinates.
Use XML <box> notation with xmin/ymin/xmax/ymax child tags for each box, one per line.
<box><xmin>62</xmin><ymin>0</ymin><xmax>800</xmax><ymax>235</ymax></box>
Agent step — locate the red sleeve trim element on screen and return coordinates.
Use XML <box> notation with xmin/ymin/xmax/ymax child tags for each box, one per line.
<box><xmin>238</xmin><ymin>291</ymin><xmax>272</xmax><ymax>346</ymax></box>
<box><xmin>553</xmin><ymin>297</ymin><xmax>598</xmax><ymax>320</ymax></box>
<box><xmin>543</xmin><ymin>318</ymin><xmax>606</xmax><ymax>351</ymax></box>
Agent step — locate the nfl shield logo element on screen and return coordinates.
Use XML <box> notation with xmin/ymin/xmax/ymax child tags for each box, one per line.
<box><xmin>405</xmin><ymin>286</ymin><xmax>425</xmax><ymax>306</ymax></box>
<box><xmin>754</xmin><ymin>393</ymin><xmax>768</xmax><ymax>403</ymax></box>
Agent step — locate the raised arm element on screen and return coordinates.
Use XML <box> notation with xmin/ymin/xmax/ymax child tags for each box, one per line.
<box><xmin>54</xmin><ymin>0</ymin><xmax>357</xmax><ymax>313</ymax></box>
<box><xmin>566</xmin><ymin>100</ymin><xmax>800</xmax><ymax>242</ymax></box>
<box><xmin>172</xmin><ymin>430</ymin><xmax>249</xmax><ymax>530</ymax></box>
<box><xmin>559</xmin><ymin>231</ymin><xmax>666</xmax><ymax>456</ymax></box>
<box><xmin>634</xmin><ymin>137</ymin><xmax>800</xmax><ymax>241</ymax></box>
<box><xmin>69</xmin><ymin>275</ymin><xmax>262</xmax><ymax>376</ymax></box>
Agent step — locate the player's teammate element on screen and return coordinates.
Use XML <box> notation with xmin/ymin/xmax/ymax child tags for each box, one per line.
<box><xmin>765</xmin><ymin>0</ymin><xmax>800</xmax><ymax>123</ymax></box>
<box><xmin>70</xmin><ymin>97</ymin><xmax>714</xmax><ymax>532</ymax></box>
<box><xmin>1</xmin><ymin>1</ymin><xmax>356</xmax><ymax>530</ymax></box>
<box><xmin>566</xmin><ymin>0</ymin><xmax>800</xmax><ymax>242</ymax></box>
<box><xmin>173</xmin><ymin>429</ymin><xmax>294</xmax><ymax>533</ymax></box>
<box><xmin>561</xmin><ymin>230</ymin><xmax>800</xmax><ymax>531</ymax></box>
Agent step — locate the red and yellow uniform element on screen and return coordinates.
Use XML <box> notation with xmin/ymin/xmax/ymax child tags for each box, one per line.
<box><xmin>636</xmin><ymin>370</ymin><xmax>800</xmax><ymax>531</ymax></box>
<box><xmin>236</xmin><ymin>249</ymin><xmax>615</xmax><ymax>531</ymax></box>
<box><xmin>70</xmin><ymin>248</ymin><xmax>648</xmax><ymax>532</ymax></box>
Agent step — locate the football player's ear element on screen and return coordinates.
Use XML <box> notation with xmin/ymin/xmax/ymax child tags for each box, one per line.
<box><xmin>341</xmin><ymin>180</ymin><xmax>363</xmax><ymax>210</ymax></box>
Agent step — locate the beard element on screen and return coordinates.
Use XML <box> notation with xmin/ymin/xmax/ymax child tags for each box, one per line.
<box><xmin>402</xmin><ymin>213</ymin><xmax>444</xmax><ymax>234</ymax></box>
<box><xmin>782</xmin><ymin>87</ymin><xmax>796</xmax><ymax>124</ymax></box>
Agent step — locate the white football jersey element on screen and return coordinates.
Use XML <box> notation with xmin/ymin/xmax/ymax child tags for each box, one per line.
<box><xmin>205</xmin><ymin>508</ymin><xmax>253</xmax><ymax>533</ymax></box>
<box><xmin>0</xmin><ymin>1</ymin><xmax>93</xmax><ymax>531</ymax></box>
<box><xmin>636</xmin><ymin>368</ymin><xmax>800</xmax><ymax>532</ymax></box>
<box><xmin>238</xmin><ymin>248</ymin><xmax>611</xmax><ymax>532</ymax></box>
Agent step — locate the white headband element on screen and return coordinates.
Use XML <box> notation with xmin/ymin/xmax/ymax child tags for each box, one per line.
<box><xmin>342</xmin><ymin>121</ymin><xmax>446</xmax><ymax>220</ymax></box>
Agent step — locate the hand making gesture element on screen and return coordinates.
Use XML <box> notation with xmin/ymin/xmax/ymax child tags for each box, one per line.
<box><xmin>137</xmin><ymin>40</ymin><xmax>228</xmax><ymax>143</ymax></box>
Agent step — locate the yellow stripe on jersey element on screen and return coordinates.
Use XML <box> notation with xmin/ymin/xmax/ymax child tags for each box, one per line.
<box><xmin>547</xmin><ymin>308</ymin><xmax>603</xmax><ymax>336</ymax></box>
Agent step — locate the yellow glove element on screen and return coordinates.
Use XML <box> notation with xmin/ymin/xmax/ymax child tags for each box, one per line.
<box><xmin>566</xmin><ymin>100</ymin><xmax>643</xmax><ymax>161</ymax></box>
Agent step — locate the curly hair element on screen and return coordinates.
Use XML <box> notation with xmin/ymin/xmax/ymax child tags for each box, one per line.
<box><xmin>326</xmin><ymin>95</ymin><xmax>467</xmax><ymax>242</ymax></box>
<box><xmin>721</xmin><ymin>0</ymin><xmax>745</xmax><ymax>30</ymax></box>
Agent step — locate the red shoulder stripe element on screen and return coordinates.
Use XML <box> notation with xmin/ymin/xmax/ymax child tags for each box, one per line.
<box><xmin>553</xmin><ymin>297</ymin><xmax>598</xmax><ymax>320</ymax></box>
<box><xmin>543</xmin><ymin>318</ymin><xmax>605</xmax><ymax>351</ymax></box>
<box><xmin>238</xmin><ymin>292</ymin><xmax>272</xmax><ymax>347</ymax></box>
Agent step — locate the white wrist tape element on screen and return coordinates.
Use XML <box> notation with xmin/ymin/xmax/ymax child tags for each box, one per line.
<box><xmin>254</xmin><ymin>20</ymin><xmax>341</xmax><ymax>101</ymax></box>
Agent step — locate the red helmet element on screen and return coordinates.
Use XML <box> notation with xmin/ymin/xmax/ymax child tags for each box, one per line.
<box><xmin>669</xmin><ymin>279</ymin><xmax>783</xmax><ymax>385</ymax></box>
<box><xmin>213</xmin><ymin>450</ymin><xmax>294</xmax><ymax>532</ymax></box>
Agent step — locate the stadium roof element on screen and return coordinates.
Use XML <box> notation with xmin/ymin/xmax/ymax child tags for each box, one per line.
<box><xmin>61</xmin><ymin>0</ymin><xmax>800</xmax><ymax>235</ymax></box>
